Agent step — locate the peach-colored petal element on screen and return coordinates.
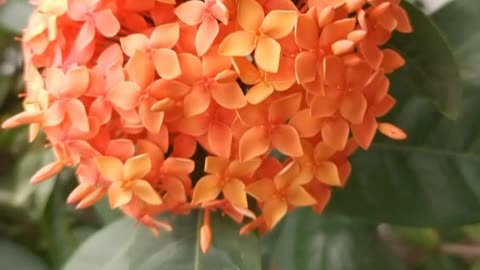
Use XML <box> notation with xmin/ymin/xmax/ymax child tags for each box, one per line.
<box><xmin>106</xmin><ymin>139</ymin><xmax>135</xmax><ymax>161</ymax></box>
<box><xmin>131</xmin><ymin>180</ymin><xmax>162</xmax><ymax>205</ymax></box>
<box><xmin>239</xmin><ymin>126</ymin><xmax>270</xmax><ymax>161</ymax></box>
<box><xmin>183</xmin><ymin>85</ymin><xmax>211</xmax><ymax>117</ymax></box>
<box><xmin>272</xmin><ymin>124</ymin><xmax>303</xmax><ymax>157</ymax></box>
<box><xmin>295</xmin><ymin>51</ymin><xmax>317</xmax><ymax>84</ymax></box>
<box><xmin>200</xmin><ymin>222</ymin><xmax>212</xmax><ymax>254</ymax></box>
<box><xmin>30</xmin><ymin>161</ymin><xmax>64</xmax><ymax>184</ymax></box>
<box><xmin>108</xmin><ymin>182</ymin><xmax>133</xmax><ymax>208</ymax></box>
<box><xmin>95</xmin><ymin>156</ymin><xmax>123</xmax><ymax>182</ymax></box>
<box><xmin>246</xmin><ymin>81</ymin><xmax>274</xmax><ymax>104</ymax></box>
<box><xmin>196</xmin><ymin>17</ymin><xmax>219</xmax><ymax>56</ymax></box>
<box><xmin>177</xmin><ymin>53</ymin><xmax>203</xmax><ymax>84</ymax></box>
<box><xmin>67</xmin><ymin>99</ymin><xmax>90</xmax><ymax>132</ymax></box>
<box><xmin>331</xmin><ymin>39</ymin><xmax>356</xmax><ymax>55</ymax></box>
<box><xmin>237</xmin><ymin>0</ymin><xmax>264</xmax><ymax>32</ymax></box>
<box><xmin>295</xmin><ymin>14</ymin><xmax>319</xmax><ymax>50</ymax></box>
<box><xmin>260</xmin><ymin>10</ymin><xmax>297</xmax><ymax>39</ymax></box>
<box><xmin>108</xmin><ymin>81</ymin><xmax>141</xmax><ymax>110</ymax></box>
<box><xmin>211</xmin><ymin>83</ymin><xmax>247</xmax><ymax>109</ymax></box>
<box><xmin>74</xmin><ymin>21</ymin><xmax>95</xmax><ymax>50</ymax></box>
<box><xmin>125</xmin><ymin>50</ymin><xmax>155</xmax><ymax>89</ymax></box>
<box><xmin>191</xmin><ymin>175</ymin><xmax>222</xmax><ymax>204</ymax></box>
<box><xmin>176</xmin><ymin>114</ymin><xmax>210</xmax><ymax>136</ymax></box>
<box><xmin>223</xmin><ymin>178</ymin><xmax>248</xmax><ymax>209</ymax></box>
<box><xmin>44</xmin><ymin>101</ymin><xmax>66</xmax><ymax>127</ymax></box>
<box><xmin>231</xmin><ymin>57</ymin><xmax>262</xmax><ymax>85</ymax></box>
<box><xmin>218</xmin><ymin>31</ymin><xmax>257</xmax><ymax>56</ymax></box>
<box><xmin>120</xmin><ymin>34</ymin><xmax>149</xmax><ymax>57</ymax></box>
<box><xmin>93</xmin><ymin>9</ymin><xmax>120</xmax><ymax>37</ymax></box>
<box><xmin>204</xmin><ymin>156</ymin><xmax>229</xmax><ymax>174</ymax></box>
<box><xmin>64</xmin><ymin>66</ymin><xmax>89</xmax><ymax>98</ymax></box>
<box><xmin>152</xmin><ymin>49</ymin><xmax>181</xmax><ymax>80</ymax></box>
<box><xmin>254</xmin><ymin>36</ymin><xmax>281</xmax><ymax>73</ymax></box>
<box><xmin>208</xmin><ymin>122</ymin><xmax>232</xmax><ymax>158</ymax></box>
<box><xmin>322</xmin><ymin>118</ymin><xmax>350</xmax><ymax>151</ymax></box>
<box><xmin>67</xmin><ymin>183</ymin><xmax>96</xmax><ymax>204</ymax></box>
<box><xmin>286</xmin><ymin>186</ymin><xmax>316</xmax><ymax>206</ymax></box>
<box><xmin>149</xmin><ymin>22</ymin><xmax>180</xmax><ymax>49</ymax></box>
<box><xmin>162</xmin><ymin>158</ymin><xmax>195</xmax><ymax>175</ymax></box>
<box><xmin>269</xmin><ymin>93</ymin><xmax>302</xmax><ymax>124</ymax></box>
<box><xmin>1</xmin><ymin>111</ymin><xmax>43</xmax><ymax>129</ymax></box>
<box><xmin>289</xmin><ymin>109</ymin><xmax>322</xmax><ymax>138</ymax></box>
<box><xmin>323</xmin><ymin>55</ymin><xmax>345</xmax><ymax>87</ymax></box>
<box><xmin>228</xmin><ymin>158</ymin><xmax>262</xmax><ymax>179</ymax></box>
<box><xmin>263</xmin><ymin>196</ymin><xmax>287</xmax><ymax>229</ymax></box>
<box><xmin>246</xmin><ymin>178</ymin><xmax>276</xmax><ymax>202</ymax></box>
<box><xmin>139</xmin><ymin>101</ymin><xmax>164</xmax><ymax>134</ymax></box>
<box><xmin>174</xmin><ymin>0</ymin><xmax>206</xmax><ymax>25</ymax></box>
<box><xmin>124</xmin><ymin>154</ymin><xmax>151</xmax><ymax>180</ymax></box>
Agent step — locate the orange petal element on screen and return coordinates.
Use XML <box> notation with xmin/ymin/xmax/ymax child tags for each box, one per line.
<box><xmin>319</xmin><ymin>18</ymin><xmax>356</xmax><ymax>48</ymax></box>
<box><xmin>223</xmin><ymin>178</ymin><xmax>248</xmax><ymax>209</ymax></box>
<box><xmin>381</xmin><ymin>49</ymin><xmax>405</xmax><ymax>73</ymax></box>
<box><xmin>231</xmin><ymin>57</ymin><xmax>261</xmax><ymax>85</ymax></box>
<box><xmin>370</xmin><ymin>94</ymin><xmax>396</xmax><ymax>117</ymax></box>
<box><xmin>200</xmin><ymin>222</ymin><xmax>212</xmax><ymax>253</ymax></box>
<box><xmin>196</xmin><ymin>17</ymin><xmax>219</xmax><ymax>56</ymax></box>
<box><xmin>289</xmin><ymin>109</ymin><xmax>322</xmax><ymax>138</ymax></box>
<box><xmin>208</xmin><ymin>122</ymin><xmax>232</xmax><ymax>158</ymax></box>
<box><xmin>295</xmin><ymin>51</ymin><xmax>317</xmax><ymax>84</ymax></box>
<box><xmin>351</xmin><ymin>113</ymin><xmax>377</xmax><ymax>149</ymax></box>
<box><xmin>358</xmin><ymin>40</ymin><xmax>384</xmax><ymax>70</ymax></box>
<box><xmin>272</xmin><ymin>125</ymin><xmax>303</xmax><ymax>157</ymax></box>
<box><xmin>331</xmin><ymin>39</ymin><xmax>356</xmax><ymax>55</ymax></box>
<box><xmin>183</xmin><ymin>85</ymin><xmax>211</xmax><ymax>117</ymax></box>
<box><xmin>323</xmin><ymin>55</ymin><xmax>345</xmax><ymax>87</ymax></box>
<box><xmin>237</xmin><ymin>0</ymin><xmax>264</xmax><ymax>32</ymax></box>
<box><xmin>171</xmin><ymin>134</ymin><xmax>197</xmax><ymax>158</ymax></box>
<box><xmin>93</xmin><ymin>9</ymin><xmax>120</xmax><ymax>37</ymax></box>
<box><xmin>268</xmin><ymin>93</ymin><xmax>302</xmax><ymax>124</ymax></box>
<box><xmin>378</xmin><ymin>122</ymin><xmax>407</xmax><ymax>140</ymax></box>
<box><xmin>246</xmin><ymin>178</ymin><xmax>276</xmax><ymax>202</ymax></box>
<box><xmin>254</xmin><ymin>36</ymin><xmax>281</xmax><ymax>73</ymax></box>
<box><xmin>211</xmin><ymin>83</ymin><xmax>247</xmax><ymax>109</ymax></box>
<box><xmin>315</xmin><ymin>161</ymin><xmax>341</xmax><ymax>186</ymax></box>
<box><xmin>108</xmin><ymin>81</ymin><xmax>141</xmax><ymax>110</ymax></box>
<box><xmin>174</xmin><ymin>0</ymin><xmax>205</xmax><ymax>25</ymax></box>
<box><xmin>286</xmin><ymin>186</ymin><xmax>316</xmax><ymax>206</ymax></box>
<box><xmin>108</xmin><ymin>182</ymin><xmax>133</xmax><ymax>208</ymax></box>
<box><xmin>76</xmin><ymin>188</ymin><xmax>106</xmax><ymax>209</ymax></box>
<box><xmin>177</xmin><ymin>53</ymin><xmax>203</xmax><ymax>84</ymax></box>
<box><xmin>67</xmin><ymin>183</ymin><xmax>95</xmax><ymax>204</ymax></box>
<box><xmin>124</xmin><ymin>154</ymin><xmax>151</xmax><ymax>180</ymax></box>
<box><xmin>64</xmin><ymin>66</ymin><xmax>89</xmax><ymax>98</ymax></box>
<box><xmin>131</xmin><ymin>180</ymin><xmax>162</xmax><ymax>205</ymax></box>
<box><xmin>295</xmin><ymin>14</ymin><xmax>319</xmax><ymax>50</ymax></box>
<box><xmin>218</xmin><ymin>31</ymin><xmax>257</xmax><ymax>56</ymax></box>
<box><xmin>392</xmin><ymin>5</ymin><xmax>413</xmax><ymax>33</ymax></box>
<box><xmin>191</xmin><ymin>175</ymin><xmax>222</xmax><ymax>204</ymax></box>
<box><xmin>106</xmin><ymin>139</ymin><xmax>135</xmax><ymax>161</ymax></box>
<box><xmin>313</xmin><ymin>141</ymin><xmax>337</xmax><ymax>161</ymax></box>
<box><xmin>176</xmin><ymin>114</ymin><xmax>210</xmax><ymax>137</ymax></box>
<box><xmin>339</xmin><ymin>91</ymin><xmax>368</xmax><ymax>124</ymax></box>
<box><xmin>204</xmin><ymin>156</ymin><xmax>229</xmax><ymax>174</ymax></box>
<box><xmin>95</xmin><ymin>156</ymin><xmax>124</xmax><ymax>182</ymax></box>
<box><xmin>151</xmin><ymin>48</ymin><xmax>181</xmax><ymax>80</ymax></box>
<box><xmin>310</xmin><ymin>95</ymin><xmax>340</xmax><ymax>118</ymax></box>
<box><xmin>228</xmin><ymin>158</ymin><xmax>262</xmax><ymax>179</ymax></box>
<box><xmin>139</xmin><ymin>101</ymin><xmax>164</xmax><ymax>134</ymax></box>
<box><xmin>1</xmin><ymin>111</ymin><xmax>43</xmax><ymax>129</ymax></box>
<box><xmin>260</xmin><ymin>10</ymin><xmax>297</xmax><ymax>39</ymax></box>
<box><xmin>321</xmin><ymin>118</ymin><xmax>350</xmax><ymax>151</ymax></box>
<box><xmin>239</xmin><ymin>126</ymin><xmax>270</xmax><ymax>161</ymax></box>
<box><xmin>67</xmin><ymin>99</ymin><xmax>90</xmax><ymax>132</ymax></box>
<box><xmin>74</xmin><ymin>21</ymin><xmax>95</xmax><ymax>50</ymax></box>
<box><xmin>149</xmin><ymin>22</ymin><xmax>180</xmax><ymax>49</ymax></box>
<box><xmin>246</xmin><ymin>81</ymin><xmax>274</xmax><ymax>104</ymax></box>
<box><xmin>263</xmin><ymin>197</ymin><xmax>287</xmax><ymax>229</ymax></box>
<box><xmin>162</xmin><ymin>158</ymin><xmax>195</xmax><ymax>175</ymax></box>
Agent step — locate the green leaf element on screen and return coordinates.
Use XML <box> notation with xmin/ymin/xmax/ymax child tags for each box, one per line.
<box><xmin>265</xmin><ymin>210</ymin><xmax>405</xmax><ymax>270</ymax></box>
<box><xmin>432</xmin><ymin>0</ymin><xmax>480</xmax><ymax>88</ymax></box>
<box><xmin>0</xmin><ymin>0</ymin><xmax>34</xmax><ymax>33</ymax></box>
<box><xmin>328</xmin><ymin>86</ymin><xmax>480</xmax><ymax>226</ymax></box>
<box><xmin>389</xmin><ymin>2</ymin><xmax>462</xmax><ymax>119</ymax></box>
<box><xmin>0</xmin><ymin>238</ymin><xmax>49</xmax><ymax>270</ymax></box>
<box><xmin>94</xmin><ymin>198</ymin><xmax>122</xmax><ymax>225</ymax></box>
<box><xmin>64</xmin><ymin>213</ymin><xmax>261</xmax><ymax>270</ymax></box>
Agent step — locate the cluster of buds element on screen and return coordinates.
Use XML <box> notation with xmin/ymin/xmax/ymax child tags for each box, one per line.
<box><xmin>2</xmin><ymin>0</ymin><xmax>410</xmax><ymax>251</ymax></box>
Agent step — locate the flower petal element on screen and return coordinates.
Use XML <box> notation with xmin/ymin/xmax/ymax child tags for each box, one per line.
<box><xmin>174</xmin><ymin>1</ymin><xmax>205</xmax><ymax>25</ymax></box>
<box><xmin>339</xmin><ymin>91</ymin><xmax>367</xmax><ymax>124</ymax></box>
<box><xmin>295</xmin><ymin>51</ymin><xmax>317</xmax><ymax>84</ymax></box>
<box><xmin>231</xmin><ymin>57</ymin><xmax>262</xmax><ymax>85</ymax></box>
<box><xmin>191</xmin><ymin>175</ymin><xmax>222</xmax><ymax>204</ymax></box>
<box><xmin>149</xmin><ymin>22</ymin><xmax>180</xmax><ymax>49</ymax></box>
<box><xmin>64</xmin><ymin>66</ymin><xmax>89</xmax><ymax>98</ymax></box>
<box><xmin>295</xmin><ymin>14</ymin><xmax>319</xmax><ymax>50</ymax></box>
<box><xmin>310</xmin><ymin>95</ymin><xmax>340</xmax><ymax>118</ymax></box>
<box><xmin>286</xmin><ymin>186</ymin><xmax>316</xmax><ymax>206</ymax></box>
<box><xmin>246</xmin><ymin>81</ymin><xmax>274</xmax><ymax>104</ymax></box>
<box><xmin>378</xmin><ymin>122</ymin><xmax>407</xmax><ymax>140</ymax></box>
<box><xmin>208</xmin><ymin>122</ymin><xmax>232</xmax><ymax>158</ymax></box>
<box><xmin>268</xmin><ymin>93</ymin><xmax>302</xmax><ymax>124</ymax></box>
<box><xmin>254</xmin><ymin>36</ymin><xmax>281</xmax><ymax>73</ymax></box>
<box><xmin>125</xmin><ymin>50</ymin><xmax>155</xmax><ymax>89</ymax></box>
<box><xmin>315</xmin><ymin>161</ymin><xmax>341</xmax><ymax>186</ymax></box>
<box><xmin>271</xmin><ymin>124</ymin><xmax>303</xmax><ymax>157</ymax></box>
<box><xmin>30</xmin><ymin>161</ymin><xmax>64</xmax><ymax>184</ymax></box>
<box><xmin>95</xmin><ymin>156</ymin><xmax>124</xmax><ymax>182</ymax></box>
<box><xmin>239</xmin><ymin>126</ymin><xmax>270</xmax><ymax>161</ymax></box>
<box><xmin>93</xmin><ymin>9</ymin><xmax>120</xmax><ymax>37</ymax></box>
<box><xmin>260</xmin><ymin>10</ymin><xmax>297</xmax><ymax>39</ymax></box>
<box><xmin>108</xmin><ymin>182</ymin><xmax>133</xmax><ymax>208</ymax></box>
<box><xmin>196</xmin><ymin>17</ymin><xmax>219</xmax><ymax>56</ymax></box>
<box><xmin>67</xmin><ymin>99</ymin><xmax>90</xmax><ymax>133</ymax></box>
<box><xmin>263</xmin><ymin>196</ymin><xmax>287</xmax><ymax>229</ymax></box>
<box><xmin>106</xmin><ymin>139</ymin><xmax>135</xmax><ymax>161</ymax></box>
<box><xmin>246</xmin><ymin>178</ymin><xmax>276</xmax><ymax>202</ymax></box>
<box><xmin>139</xmin><ymin>101</ymin><xmax>164</xmax><ymax>134</ymax></box>
<box><xmin>131</xmin><ymin>180</ymin><xmax>162</xmax><ymax>205</ymax></box>
<box><xmin>218</xmin><ymin>31</ymin><xmax>257</xmax><ymax>56</ymax></box>
<box><xmin>120</xmin><ymin>34</ymin><xmax>149</xmax><ymax>57</ymax></box>
<box><xmin>124</xmin><ymin>154</ymin><xmax>152</xmax><ymax>180</ymax></box>
<box><xmin>184</xmin><ymin>85</ymin><xmax>211</xmax><ymax>117</ymax></box>
<box><xmin>108</xmin><ymin>81</ymin><xmax>141</xmax><ymax>110</ymax></box>
<box><xmin>321</xmin><ymin>118</ymin><xmax>350</xmax><ymax>151</ymax></box>
<box><xmin>223</xmin><ymin>178</ymin><xmax>248</xmax><ymax>209</ymax></box>
<box><xmin>211</xmin><ymin>82</ymin><xmax>247</xmax><ymax>109</ymax></box>
<box><xmin>289</xmin><ymin>109</ymin><xmax>322</xmax><ymax>138</ymax></box>
<box><xmin>351</xmin><ymin>113</ymin><xmax>377</xmax><ymax>149</ymax></box>
<box><xmin>237</xmin><ymin>0</ymin><xmax>264</xmax><ymax>32</ymax></box>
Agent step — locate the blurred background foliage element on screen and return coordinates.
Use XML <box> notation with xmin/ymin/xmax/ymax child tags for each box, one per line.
<box><xmin>0</xmin><ymin>0</ymin><xmax>479</xmax><ymax>269</ymax></box>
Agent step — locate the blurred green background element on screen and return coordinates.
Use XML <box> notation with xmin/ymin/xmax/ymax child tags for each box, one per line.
<box><xmin>0</xmin><ymin>0</ymin><xmax>479</xmax><ymax>270</ymax></box>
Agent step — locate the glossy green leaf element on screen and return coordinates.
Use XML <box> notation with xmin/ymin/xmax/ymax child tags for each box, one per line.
<box><xmin>328</xmin><ymin>85</ymin><xmax>480</xmax><ymax>226</ymax></box>
<box><xmin>389</xmin><ymin>2</ymin><xmax>462</xmax><ymax>119</ymax></box>
<box><xmin>0</xmin><ymin>238</ymin><xmax>49</xmax><ymax>270</ymax></box>
<box><xmin>265</xmin><ymin>210</ymin><xmax>405</xmax><ymax>270</ymax></box>
<box><xmin>64</xmin><ymin>213</ymin><xmax>261</xmax><ymax>270</ymax></box>
<box><xmin>432</xmin><ymin>0</ymin><xmax>480</xmax><ymax>87</ymax></box>
<box><xmin>0</xmin><ymin>0</ymin><xmax>33</xmax><ymax>33</ymax></box>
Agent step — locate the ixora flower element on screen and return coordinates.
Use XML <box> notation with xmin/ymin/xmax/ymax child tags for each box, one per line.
<box><xmin>2</xmin><ymin>0</ymin><xmax>410</xmax><ymax>253</ymax></box>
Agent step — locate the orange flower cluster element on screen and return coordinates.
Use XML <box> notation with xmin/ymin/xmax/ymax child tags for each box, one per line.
<box><xmin>3</xmin><ymin>0</ymin><xmax>410</xmax><ymax>252</ymax></box>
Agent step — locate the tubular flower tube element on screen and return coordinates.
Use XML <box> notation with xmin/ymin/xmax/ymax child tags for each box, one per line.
<box><xmin>3</xmin><ymin>0</ymin><xmax>411</xmax><ymax>252</ymax></box>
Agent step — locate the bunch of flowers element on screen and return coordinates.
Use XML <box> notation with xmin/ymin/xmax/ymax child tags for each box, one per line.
<box><xmin>2</xmin><ymin>0</ymin><xmax>410</xmax><ymax>252</ymax></box>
